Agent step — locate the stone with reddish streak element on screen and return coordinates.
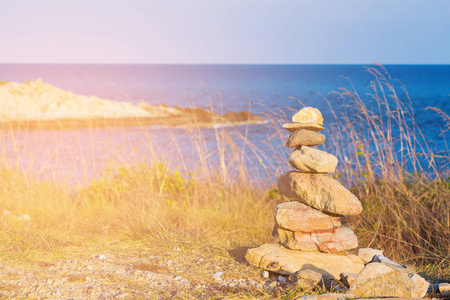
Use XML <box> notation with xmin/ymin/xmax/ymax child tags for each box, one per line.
<box><xmin>274</xmin><ymin>225</ymin><xmax>358</xmax><ymax>253</ymax></box>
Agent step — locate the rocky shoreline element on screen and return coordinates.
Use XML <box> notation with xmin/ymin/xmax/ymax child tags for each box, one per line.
<box><xmin>0</xmin><ymin>79</ymin><xmax>265</xmax><ymax>130</ymax></box>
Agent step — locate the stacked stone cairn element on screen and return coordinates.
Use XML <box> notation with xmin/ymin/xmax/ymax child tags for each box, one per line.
<box><xmin>246</xmin><ymin>107</ymin><xmax>365</xmax><ymax>281</ymax></box>
<box><xmin>275</xmin><ymin>107</ymin><xmax>361</xmax><ymax>252</ymax></box>
<box><xmin>245</xmin><ymin>107</ymin><xmax>430</xmax><ymax>298</ymax></box>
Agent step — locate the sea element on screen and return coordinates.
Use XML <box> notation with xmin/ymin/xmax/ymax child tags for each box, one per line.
<box><xmin>0</xmin><ymin>64</ymin><xmax>449</xmax><ymax>185</ymax></box>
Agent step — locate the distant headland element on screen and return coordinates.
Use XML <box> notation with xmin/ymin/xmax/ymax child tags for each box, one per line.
<box><xmin>0</xmin><ymin>79</ymin><xmax>266</xmax><ymax>130</ymax></box>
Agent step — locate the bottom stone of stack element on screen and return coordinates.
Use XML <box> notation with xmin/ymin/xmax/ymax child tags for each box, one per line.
<box><xmin>245</xmin><ymin>243</ymin><xmax>364</xmax><ymax>279</ymax></box>
<box><xmin>274</xmin><ymin>224</ymin><xmax>358</xmax><ymax>253</ymax></box>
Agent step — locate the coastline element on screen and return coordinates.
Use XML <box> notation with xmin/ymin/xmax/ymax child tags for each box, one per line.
<box><xmin>0</xmin><ymin>79</ymin><xmax>266</xmax><ymax>130</ymax></box>
<box><xmin>0</xmin><ymin>115</ymin><xmax>267</xmax><ymax>131</ymax></box>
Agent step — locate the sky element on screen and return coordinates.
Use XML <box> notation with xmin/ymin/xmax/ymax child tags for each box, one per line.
<box><xmin>1</xmin><ymin>0</ymin><xmax>449</xmax><ymax>64</ymax></box>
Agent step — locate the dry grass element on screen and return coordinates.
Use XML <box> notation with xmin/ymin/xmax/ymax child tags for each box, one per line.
<box><xmin>0</xmin><ymin>65</ymin><xmax>449</xmax><ymax>297</ymax></box>
<box><xmin>320</xmin><ymin>65</ymin><xmax>450</xmax><ymax>268</ymax></box>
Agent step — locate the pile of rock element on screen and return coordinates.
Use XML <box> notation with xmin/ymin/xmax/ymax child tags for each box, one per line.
<box><xmin>246</xmin><ymin>107</ymin><xmax>365</xmax><ymax>279</ymax></box>
<box><xmin>245</xmin><ymin>107</ymin><xmax>430</xmax><ymax>298</ymax></box>
<box><xmin>275</xmin><ymin>107</ymin><xmax>362</xmax><ymax>253</ymax></box>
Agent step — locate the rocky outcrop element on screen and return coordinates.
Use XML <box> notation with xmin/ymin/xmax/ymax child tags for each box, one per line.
<box><xmin>0</xmin><ymin>79</ymin><xmax>265</xmax><ymax>129</ymax></box>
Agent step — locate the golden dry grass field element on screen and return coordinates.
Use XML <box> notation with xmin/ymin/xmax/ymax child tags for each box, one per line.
<box><xmin>0</xmin><ymin>67</ymin><xmax>449</xmax><ymax>299</ymax></box>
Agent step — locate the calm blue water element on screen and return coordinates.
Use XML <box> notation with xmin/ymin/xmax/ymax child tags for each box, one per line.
<box><xmin>0</xmin><ymin>64</ymin><xmax>449</xmax><ymax>184</ymax></box>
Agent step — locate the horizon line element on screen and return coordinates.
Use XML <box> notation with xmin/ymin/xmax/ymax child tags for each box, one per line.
<box><xmin>1</xmin><ymin>62</ymin><xmax>449</xmax><ymax>66</ymax></box>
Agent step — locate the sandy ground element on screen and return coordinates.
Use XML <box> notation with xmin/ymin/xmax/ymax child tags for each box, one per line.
<box><xmin>0</xmin><ymin>245</ymin><xmax>273</xmax><ymax>299</ymax></box>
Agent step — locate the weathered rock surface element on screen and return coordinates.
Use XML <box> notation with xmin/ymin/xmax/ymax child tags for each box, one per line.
<box><xmin>286</xmin><ymin>130</ymin><xmax>326</xmax><ymax>148</ymax></box>
<box><xmin>275</xmin><ymin>225</ymin><xmax>358</xmax><ymax>253</ymax></box>
<box><xmin>295</xmin><ymin>293</ymin><xmax>358</xmax><ymax>300</ymax></box>
<box><xmin>283</xmin><ymin>122</ymin><xmax>325</xmax><ymax>132</ymax></box>
<box><xmin>409</xmin><ymin>273</ymin><xmax>430</xmax><ymax>297</ymax></box>
<box><xmin>294</xmin><ymin>269</ymin><xmax>324</xmax><ymax>291</ymax></box>
<box><xmin>357</xmin><ymin>248</ymin><xmax>383</xmax><ymax>264</ymax></box>
<box><xmin>439</xmin><ymin>282</ymin><xmax>450</xmax><ymax>297</ymax></box>
<box><xmin>340</xmin><ymin>272</ymin><xmax>358</xmax><ymax>288</ymax></box>
<box><xmin>291</xmin><ymin>107</ymin><xmax>324</xmax><ymax>125</ymax></box>
<box><xmin>275</xmin><ymin>202</ymin><xmax>342</xmax><ymax>232</ymax></box>
<box><xmin>245</xmin><ymin>243</ymin><xmax>364</xmax><ymax>279</ymax></box>
<box><xmin>348</xmin><ymin>262</ymin><xmax>429</xmax><ymax>298</ymax></box>
<box><xmin>289</xmin><ymin>146</ymin><xmax>338</xmax><ymax>173</ymax></box>
<box><xmin>277</xmin><ymin>172</ymin><xmax>363</xmax><ymax>215</ymax></box>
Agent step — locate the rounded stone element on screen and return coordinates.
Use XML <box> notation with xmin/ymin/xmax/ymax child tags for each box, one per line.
<box><xmin>285</xmin><ymin>129</ymin><xmax>326</xmax><ymax>148</ymax></box>
<box><xmin>292</xmin><ymin>107</ymin><xmax>324</xmax><ymax>125</ymax></box>
<box><xmin>289</xmin><ymin>146</ymin><xmax>338</xmax><ymax>173</ymax></box>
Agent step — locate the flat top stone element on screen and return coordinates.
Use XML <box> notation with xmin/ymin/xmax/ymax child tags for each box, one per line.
<box><xmin>283</xmin><ymin>122</ymin><xmax>325</xmax><ymax>132</ymax></box>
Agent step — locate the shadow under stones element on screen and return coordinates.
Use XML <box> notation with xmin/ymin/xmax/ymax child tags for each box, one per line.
<box><xmin>228</xmin><ymin>246</ymin><xmax>253</xmax><ymax>263</ymax></box>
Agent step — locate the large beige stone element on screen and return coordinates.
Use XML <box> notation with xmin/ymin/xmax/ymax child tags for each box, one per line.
<box><xmin>289</xmin><ymin>146</ymin><xmax>338</xmax><ymax>173</ymax></box>
<box><xmin>292</xmin><ymin>107</ymin><xmax>324</xmax><ymax>125</ymax></box>
<box><xmin>349</xmin><ymin>262</ymin><xmax>429</xmax><ymax>298</ymax></box>
<box><xmin>275</xmin><ymin>225</ymin><xmax>358</xmax><ymax>253</ymax></box>
<box><xmin>286</xmin><ymin>130</ymin><xmax>326</xmax><ymax>148</ymax></box>
<box><xmin>275</xmin><ymin>202</ymin><xmax>342</xmax><ymax>232</ymax></box>
<box><xmin>245</xmin><ymin>243</ymin><xmax>364</xmax><ymax>279</ymax></box>
<box><xmin>283</xmin><ymin>122</ymin><xmax>324</xmax><ymax>132</ymax></box>
<box><xmin>277</xmin><ymin>172</ymin><xmax>363</xmax><ymax>215</ymax></box>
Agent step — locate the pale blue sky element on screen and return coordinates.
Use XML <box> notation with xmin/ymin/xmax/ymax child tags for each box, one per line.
<box><xmin>1</xmin><ymin>0</ymin><xmax>449</xmax><ymax>64</ymax></box>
